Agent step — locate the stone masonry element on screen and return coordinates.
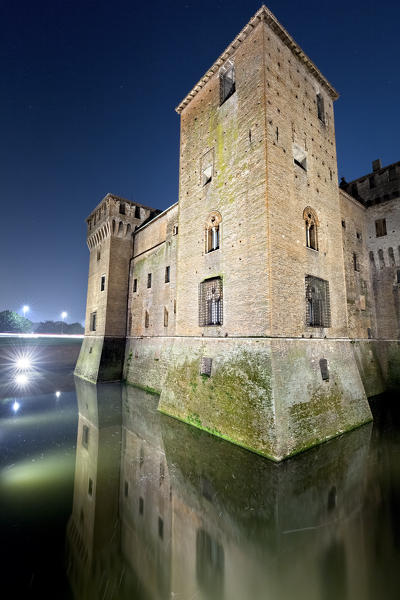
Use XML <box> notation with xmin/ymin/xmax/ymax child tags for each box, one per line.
<box><xmin>75</xmin><ymin>5</ymin><xmax>400</xmax><ymax>461</ymax></box>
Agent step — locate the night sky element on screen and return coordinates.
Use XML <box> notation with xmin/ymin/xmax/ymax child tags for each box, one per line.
<box><xmin>1</xmin><ymin>0</ymin><xmax>398</xmax><ymax>324</ymax></box>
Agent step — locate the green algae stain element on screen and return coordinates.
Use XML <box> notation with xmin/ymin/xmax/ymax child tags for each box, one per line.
<box><xmin>159</xmin><ymin>349</ymin><xmax>275</xmax><ymax>458</ymax></box>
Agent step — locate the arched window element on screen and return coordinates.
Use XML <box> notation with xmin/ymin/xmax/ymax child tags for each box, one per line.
<box><xmin>205</xmin><ymin>212</ymin><xmax>222</xmax><ymax>254</ymax></box>
<box><xmin>303</xmin><ymin>207</ymin><xmax>319</xmax><ymax>250</ymax></box>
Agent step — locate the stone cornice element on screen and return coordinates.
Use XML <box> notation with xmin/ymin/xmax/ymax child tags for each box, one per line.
<box><xmin>175</xmin><ymin>4</ymin><xmax>339</xmax><ymax>114</ymax></box>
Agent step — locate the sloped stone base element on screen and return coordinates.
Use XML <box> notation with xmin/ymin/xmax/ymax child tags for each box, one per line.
<box><xmin>124</xmin><ymin>336</ymin><xmax>372</xmax><ymax>461</ymax></box>
<box><xmin>75</xmin><ymin>335</ymin><xmax>125</xmax><ymax>383</ymax></box>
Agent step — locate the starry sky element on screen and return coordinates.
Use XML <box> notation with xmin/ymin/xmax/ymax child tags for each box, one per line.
<box><xmin>0</xmin><ymin>0</ymin><xmax>398</xmax><ymax>324</ymax></box>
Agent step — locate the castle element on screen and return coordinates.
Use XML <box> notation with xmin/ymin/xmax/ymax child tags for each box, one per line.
<box><xmin>75</xmin><ymin>5</ymin><xmax>400</xmax><ymax>461</ymax></box>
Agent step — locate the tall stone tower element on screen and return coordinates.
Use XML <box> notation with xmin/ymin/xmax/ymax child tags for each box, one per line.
<box><xmin>157</xmin><ymin>5</ymin><xmax>372</xmax><ymax>460</ymax></box>
<box><xmin>75</xmin><ymin>194</ymin><xmax>159</xmax><ymax>382</ymax></box>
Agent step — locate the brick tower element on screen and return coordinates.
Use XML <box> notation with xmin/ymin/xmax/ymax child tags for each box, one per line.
<box><xmin>75</xmin><ymin>194</ymin><xmax>159</xmax><ymax>382</ymax></box>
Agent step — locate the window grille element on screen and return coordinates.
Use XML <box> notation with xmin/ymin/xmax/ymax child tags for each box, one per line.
<box><xmin>220</xmin><ymin>65</ymin><xmax>235</xmax><ymax>105</ymax></box>
<box><xmin>305</xmin><ymin>276</ymin><xmax>331</xmax><ymax>327</ymax></box>
<box><xmin>199</xmin><ymin>278</ymin><xmax>223</xmax><ymax>326</ymax></box>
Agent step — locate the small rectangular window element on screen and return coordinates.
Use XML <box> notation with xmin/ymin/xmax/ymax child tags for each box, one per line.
<box><xmin>119</xmin><ymin>203</ymin><xmax>125</xmax><ymax>215</ymax></box>
<box><xmin>164</xmin><ymin>307</ymin><xmax>168</xmax><ymax>328</ymax></box>
<box><xmin>201</xmin><ymin>149</ymin><xmax>214</xmax><ymax>187</ymax></box>
<box><xmin>135</xmin><ymin>205</ymin><xmax>141</xmax><ymax>219</ymax></box>
<box><xmin>139</xmin><ymin>496</ymin><xmax>144</xmax><ymax>515</ymax></box>
<box><xmin>158</xmin><ymin>516</ymin><xmax>164</xmax><ymax>539</ymax></box>
<box><xmin>90</xmin><ymin>312</ymin><xmax>97</xmax><ymax>332</ymax></box>
<box><xmin>145</xmin><ymin>310</ymin><xmax>149</xmax><ymax>328</ymax></box>
<box><xmin>353</xmin><ymin>253</ymin><xmax>359</xmax><ymax>271</ymax></box>
<box><xmin>97</xmin><ymin>250</ymin><xmax>101</xmax><ymax>261</ymax></box>
<box><xmin>133</xmin><ymin>278</ymin><xmax>137</xmax><ymax>292</ymax></box>
<box><xmin>88</xmin><ymin>478</ymin><xmax>93</xmax><ymax>496</ymax></box>
<box><xmin>100</xmin><ymin>275</ymin><xmax>105</xmax><ymax>291</ymax></box>
<box><xmin>165</xmin><ymin>266</ymin><xmax>170</xmax><ymax>283</ymax></box>
<box><xmin>356</xmin><ymin>231</ymin><xmax>362</xmax><ymax>240</ymax></box>
<box><xmin>375</xmin><ymin>218</ymin><xmax>387</xmax><ymax>237</ymax></box>
<box><xmin>316</xmin><ymin>93</ymin><xmax>325</xmax><ymax>123</ymax></box>
<box><xmin>293</xmin><ymin>144</ymin><xmax>307</xmax><ymax>171</ymax></box>
<box><xmin>173</xmin><ymin>224</ymin><xmax>178</xmax><ymax>235</ymax></box>
<box><xmin>124</xmin><ymin>481</ymin><xmax>129</xmax><ymax>497</ymax></box>
<box><xmin>147</xmin><ymin>273</ymin><xmax>152</xmax><ymax>288</ymax></box>
<box><xmin>220</xmin><ymin>65</ymin><xmax>235</xmax><ymax>105</ymax></box>
<box><xmin>82</xmin><ymin>425</ymin><xmax>89</xmax><ymax>448</ymax></box>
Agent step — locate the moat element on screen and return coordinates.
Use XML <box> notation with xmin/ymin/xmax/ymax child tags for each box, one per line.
<box><xmin>1</xmin><ymin>363</ymin><xmax>399</xmax><ymax>598</ymax></box>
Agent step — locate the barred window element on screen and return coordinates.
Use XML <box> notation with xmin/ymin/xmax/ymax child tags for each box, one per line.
<box><xmin>305</xmin><ymin>276</ymin><xmax>331</xmax><ymax>327</ymax></box>
<box><xmin>199</xmin><ymin>277</ymin><xmax>223</xmax><ymax>326</ymax></box>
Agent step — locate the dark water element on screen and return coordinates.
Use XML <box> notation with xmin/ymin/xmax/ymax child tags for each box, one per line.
<box><xmin>1</xmin><ymin>368</ymin><xmax>400</xmax><ymax>599</ymax></box>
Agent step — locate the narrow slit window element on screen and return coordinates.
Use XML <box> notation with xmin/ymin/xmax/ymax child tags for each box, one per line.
<box><xmin>158</xmin><ymin>517</ymin><xmax>164</xmax><ymax>539</ymax></box>
<box><xmin>165</xmin><ymin>266</ymin><xmax>170</xmax><ymax>283</ymax></box>
<box><xmin>147</xmin><ymin>273</ymin><xmax>152</xmax><ymax>288</ymax></box>
<box><xmin>353</xmin><ymin>253</ymin><xmax>359</xmax><ymax>271</ymax></box>
<box><xmin>135</xmin><ymin>205</ymin><xmax>141</xmax><ymax>219</ymax></box>
<box><xmin>133</xmin><ymin>278</ymin><xmax>137</xmax><ymax>292</ymax></box>
<box><xmin>164</xmin><ymin>307</ymin><xmax>168</xmax><ymax>328</ymax></box>
<box><xmin>82</xmin><ymin>425</ymin><xmax>89</xmax><ymax>448</ymax></box>
<box><xmin>90</xmin><ymin>312</ymin><xmax>97</xmax><ymax>332</ymax></box>
<box><xmin>317</xmin><ymin>93</ymin><xmax>325</xmax><ymax>123</ymax></box>
<box><xmin>100</xmin><ymin>275</ymin><xmax>105</xmax><ymax>291</ymax></box>
<box><xmin>88</xmin><ymin>478</ymin><xmax>93</xmax><ymax>496</ymax></box>
<box><xmin>145</xmin><ymin>310</ymin><xmax>149</xmax><ymax>328</ymax></box>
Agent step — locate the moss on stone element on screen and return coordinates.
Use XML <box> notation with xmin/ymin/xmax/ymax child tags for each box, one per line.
<box><xmin>159</xmin><ymin>348</ymin><xmax>275</xmax><ymax>458</ymax></box>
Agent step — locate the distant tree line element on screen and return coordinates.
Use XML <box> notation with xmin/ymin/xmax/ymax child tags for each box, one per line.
<box><xmin>0</xmin><ymin>310</ymin><xmax>84</xmax><ymax>334</ymax></box>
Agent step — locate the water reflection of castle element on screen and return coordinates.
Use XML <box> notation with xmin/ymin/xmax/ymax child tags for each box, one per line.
<box><xmin>66</xmin><ymin>381</ymin><xmax>400</xmax><ymax>600</ymax></box>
